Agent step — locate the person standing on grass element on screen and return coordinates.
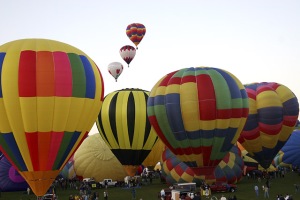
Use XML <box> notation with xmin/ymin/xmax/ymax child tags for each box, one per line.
<box><xmin>254</xmin><ymin>185</ymin><xmax>259</xmax><ymax>197</ymax></box>
<box><xmin>264</xmin><ymin>186</ymin><xmax>269</xmax><ymax>198</ymax></box>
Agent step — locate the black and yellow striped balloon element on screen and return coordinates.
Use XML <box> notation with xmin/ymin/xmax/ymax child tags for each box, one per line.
<box><xmin>96</xmin><ymin>88</ymin><xmax>158</xmax><ymax>176</ymax></box>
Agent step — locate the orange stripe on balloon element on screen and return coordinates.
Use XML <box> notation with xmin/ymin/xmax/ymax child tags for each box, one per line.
<box><xmin>36</xmin><ymin>51</ymin><xmax>55</xmax><ymax>96</ymax></box>
<box><xmin>38</xmin><ymin>132</ymin><xmax>51</xmax><ymax>170</ymax></box>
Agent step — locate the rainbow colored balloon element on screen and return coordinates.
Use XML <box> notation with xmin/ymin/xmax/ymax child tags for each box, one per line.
<box><xmin>238</xmin><ymin>82</ymin><xmax>299</xmax><ymax>169</ymax></box>
<box><xmin>0</xmin><ymin>38</ymin><xmax>104</xmax><ymax>196</ymax></box>
<box><xmin>147</xmin><ymin>67</ymin><xmax>249</xmax><ymax>182</ymax></box>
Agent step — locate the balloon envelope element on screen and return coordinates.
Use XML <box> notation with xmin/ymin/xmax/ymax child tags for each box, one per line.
<box><xmin>0</xmin><ymin>156</ymin><xmax>29</xmax><ymax>192</ymax></box>
<box><xmin>126</xmin><ymin>23</ymin><xmax>146</xmax><ymax>48</ymax></box>
<box><xmin>97</xmin><ymin>88</ymin><xmax>158</xmax><ymax>176</ymax></box>
<box><xmin>238</xmin><ymin>82</ymin><xmax>299</xmax><ymax>169</ymax></box>
<box><xmin>274</xmin><ymin>129</ymin><xmax>300</xmax><ymax>167</ymax></box>
<box><xmin>142</xmin><ymin>139</ymin><xmax>165</xmax><ymax>168</ymax></box>
<box><xmin>107</xmin><ymin>62</ymin><xmax>123</xmax><ymax>82</ymax></box>
<box><xmin>74</xmin><ymin>134</ymin><xmax>127</xmax><ymax>181</ymax></box>
<box><xmin>120</xmin><ymin>45</ymin><xmax>136</xmax><ymax>67</ymax></box>
<box><xmin>161</xmin><ymin>145</ymin><xmax>243</xmax><ymax>185</ymax></box>
<box><xmin>0</xmin><ymin>38</ymin><xmax>104</xmax><ymax>196</ymax></box>
<box><xmin>147</xmin><ymin>67</ymin><xmax>249</xmax><ymax>182</ymax></box>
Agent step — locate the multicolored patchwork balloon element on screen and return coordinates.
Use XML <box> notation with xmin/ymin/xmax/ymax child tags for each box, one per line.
<box><xmin>161</xmin><ymin>145</ymin><xmax>243</xmax><ymax>185</ymax></box>
<box><xmin>147</xmin><ymin>67</ymin><xmax>249</xmax><ymax>183</ymax></box>
<box><xmin>238</xmin><ymin>82</ymin><xmax>299</xmax><ymax>169</ymax></box>
<box><xmin>126</xmin><ymin>23</ymin><xmax>146</xmax><ymax>49</ymax></box>
<box><xmin>0</xmin><ymin>38</ymin><xmax>104</xmax><ymax>196</ymax></box>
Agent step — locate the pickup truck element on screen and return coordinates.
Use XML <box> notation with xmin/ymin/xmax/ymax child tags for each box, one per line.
<box><xmin>99</xmin><ymin>179</ymin><xmax>118</xmax><ymax>188</ymax></box>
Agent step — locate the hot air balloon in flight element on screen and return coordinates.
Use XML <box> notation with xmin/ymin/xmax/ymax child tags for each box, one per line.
<box><xmin>120</xmin><ymin>45</ymin><xmax>136</xmax><ymax>67</ymax></box>
<box><xmin>0</xmin><ymin>38</ymin><xmax>104</xmax><ymax>196</ymax></box>
<box><xmin>147</xmin><ymin>67</ymin><xmax>249</xmax><ymax>183</ymax></box>
<box><xmin>126</xmin><ymin>23</ymin><xmax>146</xmax><ymax>49</ymax></box>
<box><xmin>108</xmin><ymin>62</ymin><xmax>123</xmax><ymax>82</ymax></box>
<box><xmin>96</xmin><ymin>88</ymin><xmax>158</xmax><ymax>177</ymax></box>
<box><xmin>238</xmin><ymin>82</ymin><xmax>299</xmax><ymax>169</ymax></box>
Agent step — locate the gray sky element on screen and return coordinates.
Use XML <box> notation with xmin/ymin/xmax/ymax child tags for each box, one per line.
<box><xmin>1</xmin><ymin>0</ymin><xmax>299</xmax><ymax>134</ymax></box>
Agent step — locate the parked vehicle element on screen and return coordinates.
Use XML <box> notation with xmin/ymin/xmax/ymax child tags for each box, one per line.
<box><xmin>99</xmin><ymin>179</ymin><xmax>118</xmax><ymax>188</ymax></box>
<box><xmin>42</xmin><ymin>193</ymin><xmax>58</xmax><ymax>200</ymax></box>
<box><xmin>210</xmin><ymin>182</ymin><xmax>237</xmax><ymax>193</ymax></box>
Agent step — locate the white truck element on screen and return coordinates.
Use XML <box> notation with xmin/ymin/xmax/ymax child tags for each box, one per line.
<box><xmin>99</xmin><ymin>179</ymin><xmax>118</xmax><ymax>188</ymax></box>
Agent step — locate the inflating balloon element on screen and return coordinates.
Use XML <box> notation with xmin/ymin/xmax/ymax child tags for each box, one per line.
<box><xmin>161</xmin><ymin>145</ymin><xmax>243</xmax><ymax>185</ymax></box>
<box><xmin>120</xmin><ymin>45</ymin><xmax>136</xmax><ymax>67</ymax></box>
<box><xmin>147</xmin><ymin>67</ymin><xmax>249</xmax><ymax>183</ymax></box>
<box><xmin>74</xmin><ymin>134</ymin><xmax>127</xmax><ymax>181</ymax></box>
<box><xmin>0</xmin><ymin>156</ymin><xmax>29</xmax><ymax>192</ymax></box>
<box><xmin>274</xmin><ymin>129</ymin><xmax>300</xmax><ymax>168</ymax></box>
<box><xmin>0</xmin><ymin>38</ymin><xmax>104</xmax><ymax>196</ymax></box>
<box><xmin>108</xmin><ymin>62</ymin><xmax>123</xmax><ymax>82</ymax></box>
<box><xmin>238</xmin><ymin>82</ymin><xmax>299</xmax><ymax>169</ymax></box>
<box><xmin>126</xmin><ymin>23</ymin><xmax>146</xmax><ymax>49</ymax></box>
<box><xmin>142</xmin><ymin>139</ymin><xmax>165</xmax><ymax>168</ymax></box>
<box><xmin>96</xmin><ymin>88</ymin><xmax>158</xmax><ymax>176</ymax></box>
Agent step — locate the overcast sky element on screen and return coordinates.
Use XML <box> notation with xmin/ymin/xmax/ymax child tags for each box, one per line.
<box><xmin>1</xmin><ymin>0</ymin><xmax>299</xmax><ymax>134</ymax></box>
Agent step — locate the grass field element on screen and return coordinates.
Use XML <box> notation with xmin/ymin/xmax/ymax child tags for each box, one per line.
<box><xmin>2</xmin><ymin>171</ymin><xmax>299</xmax><ymax>200</ymax></box>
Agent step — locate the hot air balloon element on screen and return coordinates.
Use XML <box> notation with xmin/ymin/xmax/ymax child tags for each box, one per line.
<box><xmin>74</xmin><ymin>134</ymin><xmax>127</xmax><ymax>181</ymax></box>
<box><xmin>274</xmin><ymin>129</ymin><xmax>300</xmax><ymax>168</ymax></box>
<box><xmin>126</xmin><ymin>23</ymin><xmax>146</xmax><ymax>49</ymax></box>
<box><xmin>120</xmin><ymin>45</ymin><xmax>136</xmax><ymax>67</ymax></box>
<box><xmin>238</xmin><ymin>82</ymin><xmax>299</xmax><ymax>169</ymax></box>
<box><xmin>0</xmin><ymin>38</ymin><xmax>104</xmax><ymax>196</ymax></box>
<box><xmin>96</xmin><ymin>88</ymin><xmax>158</xmax><ymax>177</ymax></box>
<box><xmin>147</xmin><ymin>67</ymin><xmax>249</xmax><ymax>183</ymax></box>
<box><xmin>59</xmin><ymin>156</ymin><xmax>76</xmax><ymax>180</ymax></box>
<box><xmin>0</xmin><ymin>156</ymin><xmax>29</xmax><ymax>192</ymax></box>
<box><xmin>108</xmin><ymin>62</ymin><xmax>123</xmax><ymax>82</ymax></box>
<box><xmin>142</xmin><ymin>139</ymin><xmax>165</xmax><ymax>168</ymax></box>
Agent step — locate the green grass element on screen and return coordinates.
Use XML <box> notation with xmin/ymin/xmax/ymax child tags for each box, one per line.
<box><xmin>2</xmin><ymin>171</ymin><xmax>300</xmax><ymax>200</ymax></box>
